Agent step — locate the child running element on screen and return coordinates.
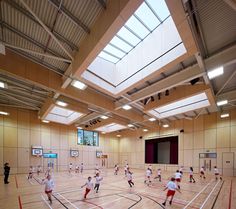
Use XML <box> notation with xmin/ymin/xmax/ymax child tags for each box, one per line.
<box><xmin>69</xmin><ymin>163</ymin><xmax>73</xmax><ymax>173</ymax></box>
<box><xmin>114</xmin><ymin>164</ymin><xmax>119</xmax><ymax>175</ymax></box>
<box><xmin>214</xmin><ymin>166</ymin><xmax>222</xmax><ymax>180</ymax></box>
<box><xmin>189</xmin><ymin>167</ymin><xmax>196</xmax><ymax>183</ymax></box>
<box><xmin>200</xmin><ymin>166</ymin><xmax>206</xmax><ymax>179</ymax></box>
<box><xmin>81</xmin><ymin>176</ymin><xmax>93</xmax><ymax>199</ymax></box>
<box><xmin>154</xmin><ymin>168</ymin><xmax>162</xmax><ymax>182</ymax></box>
<box><xmin>42</xmin><ymin>175</ymin><xmax>54</xmax><ymax>204</ymax></box>
<box><xmin>28</xmin><ymin>166</ymin><xmax>33</xmax><ymax>179</ymax></box>
<box><xmin>94</xmin><ymin>173</ymin><xmax>103</xmax><ymax>193</ymax></box>
<box><xmin>124</xmin><ymin>163</ymin><xmax>129</xmax><ymax>176</ymax></box>
<box><xmin>162</xmin><ymin>177</ymin><xmax>180</xmax><ymax>206</ymax></box>
<box><xmin>127</xmin><ymin>170</ymin><xmax>134</xmax><ymax>187</ymax></box>
<box><xmin>75</xmin><ymin>165</ymin><xmax>79</xmax><ymax>173</ymax></box>
<box><xmin>144</xmin><ymin>168</ymin><xmax>152</xmax><ymax>185</ymax></box>
<box><xmin>80</xmin><ymin>163</ymin><xmax>84</xmax><ymax>174</ymax></box>
<box><xmin>37</xmin><ymin>165</ymin><xmax>41</xmax><ymax>176</ymax></box>
<box><xmin>174</xmin><ymin>170</ymin><xmax>182</xmax><ymax>189</ymax></box>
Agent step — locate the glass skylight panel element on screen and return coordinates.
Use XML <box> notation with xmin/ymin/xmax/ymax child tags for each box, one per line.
<box><xmin>103</xmin><ymin>44</ymin><xmax>126</xmax><ymax>58</ymax></box>
<box><xmin>117</xmin><ymin>27</ymin><xmax>141</xmax><ymax>46</ymax></box>
<box><xmin>125</xmin><ymin>15</ymin><xmax>150</xmax><ymax>39</ymax></box>
<box><xmin>146</xmin><ymin>0</ymin><xmax>170</xmax><ymax>21</ymax></box>
<box><xmin>98</xmin><ymin>51</ymin><xmax>120</xmax><ymax>63</ymax></box>
<box><xmin>135</xmin><ymin>2</ymin><xmax>160</xmax><ymax>31</ymax></box>
<box><xmin>110</xmin><ymin>36</ymin><xmax>133</xmax><ymax>52</ymax></box>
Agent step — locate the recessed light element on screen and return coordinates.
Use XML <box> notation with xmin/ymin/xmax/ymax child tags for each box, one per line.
<box><xmin>127</xmin><ymin>124</ymin><xmax>134</xmax><ymax>127</ymax></box>
<box><xmin>42</xmin><ymin>120</ymin><xmax>50</xmax><ymax>123</ymax></box>
<box><xmin>0</xmin><ymin>81</ymin><xmax>7</xmax><ymax>89</ymax></box>
<box><xmin>100</xmin><ymin>115</ymin><xmax>108</xmax><ymax>119</ymax></box>
<box><xmin>76</xmin><ymin>126</ymin><xmax>83</xmax><ymax>129</ymax></box>
<box><xmin>163</xmin><ymin>124</ymin><xmax>169</xmax><ymax>128</ymax></box>
<box><xmin>71</xmin><ymin>80</ymin><xmax>87</xmax><ymax>90</ymax></box>
<box><xmin>0</xmin><ymin>111</ymin><xmax>9</xmax><ymax>116</ymax></box>
<box><xmin>149</xmin><ymin>118</ymin><xmax>156</xmax><ymax>122</ymax></box>
<box><xmin>220</xmin><ymin>113</ymin><xmax>229</xmax><ymax>118</ymax></box>
<box><xmin>143</xmin><ymin>129</ymin><xmax>148</xmax><ymax>132</ymax></box>
<box><xmin>207</xmin><ymin>66</ymin><xmax>224</xmax><ymax>79</ymax></box>
<box><xmin>217</xmin><ymin>100</ymin><xmax>228</xmax><ymax>106</ymax></box>
<box><xmin>122</xmin><ymin>105</ymin><xmax>132</xmax><ymax>110</ymax></box>
<box><xmin>116</xmin><ymin>134</ymin><xmax>121</xmax><ymax>137</ymax></box>
<box><xmin>56</xmin><ymin>101</ymin><xmax>68</xmax><ymax>107</ymax></box>
<box><xmin>102</xmin><ymin>132</ymin><xmax>106</xmax><ymax>134</ymax></box>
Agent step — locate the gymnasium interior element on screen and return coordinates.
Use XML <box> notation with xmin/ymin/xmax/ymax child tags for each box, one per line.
<box><xmin>0</xmin><ymin>0</ymin><xmax>236</xmax><ymax>208</ymax></box>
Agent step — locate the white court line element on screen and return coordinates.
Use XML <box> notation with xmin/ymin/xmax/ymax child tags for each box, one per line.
<box><xmin>57</xmin><ymin>193</ymin><xmax>79</xmax><ymax>209</ymax></box>
<box><xmin>58</xmin><ymin>188</ymin><xmax>84</xmax><ymax>195</ymax></box>
<box><xmin>183</xmin><ymin>180</ymin><xmax>213</xmax><ymax>209</ymax></box>
<box><xmin>41</xmin><ymin>195</ymin><xmax>53</xmax><ymax>209</ymax></box>
<box><xmin>26</xmin><ymin>175</ymin><xmax>34</xmax><ymax>185</ymax></box>
<box><xmin>199</xmin><ymin>180</ymin><xmax>221</xmax><ymax>209</ymax></box>
<box><xmin>88</xmin><ymin>196</ymin><xmax>124</xmax><ymax>209</ymax></box>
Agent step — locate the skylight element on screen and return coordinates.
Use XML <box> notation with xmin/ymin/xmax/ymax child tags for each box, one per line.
<box><xmin>95</xmin><ymin>123</ymin><xmax>127</xmax><ymax>133</ymax></box>
<box><xmin>45</xmin><ymin>106</ymin><xmax>83</xmax><ymax>125</ymax></box>
<box><xmin>148</xmin><ymin>92</ymin><xmax>210</xmax><ymax>119</ymax></box>
<box><xmin>97</xmin><ymin>0</ymin><xmax>170</xmax><ymax>64</ymax></box>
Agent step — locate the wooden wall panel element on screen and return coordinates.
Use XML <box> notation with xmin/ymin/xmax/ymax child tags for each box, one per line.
<box><xmin>231</xmin><ymin>126</ymin><xmax>236</xmax><ymax>147</ymax></box>
<box><xmin>204</xmin><ymin>113</ymin><xmax>217</xmax><ymax>129</ymax></box>
<box><xmin>3</xmin><ymin>127</ymin><xmax>17</xmax><ymax>147</ymax></box>
<box><xmin>183</xmin><ymin>133</ymin><xmax>193</xmax><ymax>149</ymax></box>
<box><xmin>18</xmin><ymin>128</ymin><xmax>30</xmax><ymax>148</ymax></box>
<box><xmin>30</xmin><ymin>130</ymin><xmax>41</xmax><ymax>146</ymax></box>
<box><xmin>0</xmin><ymin>126</ymin><xmax>3</xmax><ymax>147</ymax></box>
<box><xmin>41</xmin><ymin>132</ymin><xmax>51</xmax><ymax>149</ymax></box>
<box><xmin>194</xmin><ymin>115</ymin><xmax>204</xmax><ymax>131</ymax></box>
<box><xmin>217</xmin><ymin>127</ymin><xmax>230</xmax><ymax>148</ymax></box>
<box><xmin>18</xmin><ymin>148</ymin><xmax>30</xmax><ymax>168</ymax></box>
<box><xmin>217</xmin><ymin>112</ymin><xmax>230</xmax><ymax>128</ymax></box>
<box><xmin>18</xmin><ymin>110</ymin><xmax>30</xmax><ymax>129</ymax></box>
<box><xmin>193</xmin><ymin>131</ymin><xmax>204</xmax><ymax>149</ymax></box>
<box><xmin>184</xmin><ymin>119</ymin><xmax>193</xmax><ymax>133</ymax></box>
<box><xmin>204</xmin><ymin>129</ymin><xmax>217</xmax><ymax>149</ymax></box>
<box><xmin>4</xmin><ymin>108</ymin><xmax>17</xmax><ymax>128</ymax></box>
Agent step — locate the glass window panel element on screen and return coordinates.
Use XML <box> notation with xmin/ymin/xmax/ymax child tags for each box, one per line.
<box><xmin>135</xmin><ymin>2</ymin><xmax>160</xmax><ymax>31</ymax></box>
<box><xmin>146</xmin><ymin>0</ymin><xmax>170</xmax><ymax>21</ymax></box>
<box><xmin>103</xmin><ymin>44</ymin><xmax>126</xmax><ymax>58</ymax></box>
<box><xmin>125</xmin><ymin>15</ymin><xmax>150</xmax><ymax>39</ymax></box>
<box><xmin>117</xmin><ymin>26</ymin><xmax>141</xmax><ymax>46</ymax></box>
<box><xmin>98</xmin><ymin>51</ymin><xmax>119</xmax><ymax>63</ymax></box>
<box><xmin>110</xmin><ymin>36</ymin><xmax>133</xmax><ymax>52</ymax></box>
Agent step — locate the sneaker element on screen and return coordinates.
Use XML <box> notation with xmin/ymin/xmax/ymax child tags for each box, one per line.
<box><xmin>193</xmin><ymin>181</ymin><xmax>196</xmax><ymax>183</ymax></box>
<box><xmin>162</xmin><ymin>202</ymin><xmax>166</xmax><ymax>206</ymax></box>
<box><xmin>178</xmin><ymin>185</ymin><xmax>180</xmax><ymax>189</ymax></box>
<box><xmin>169</xmin><ymin>200</ymin><xmax>172</xmax><ymax>205</ymax></box>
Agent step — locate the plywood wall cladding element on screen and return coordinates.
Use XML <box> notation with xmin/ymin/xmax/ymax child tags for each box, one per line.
<box><xmin>0</xmin><ymin>107</ymin><xmax>119</xmax><ymax>174</ymax></box>
<box><xmin>119</xmin><ymin>108</ymin><xmax>236</xmax><ymax>176</ymax></box>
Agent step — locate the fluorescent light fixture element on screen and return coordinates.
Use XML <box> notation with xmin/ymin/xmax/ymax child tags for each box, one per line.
<box><xmin>163</xmin><ymin>124</ymin><xmax>169</xmax><ymax>128</ymax></box>
<box><xmin>0</xmin><ymin>81</ymin><xmax>7</xmax><ymax>88</ymax></box>
<box><xmin>71</xmin><ymin>80</ymin><xmax>87</xmax><ymax>90</ymax></box>
<box><xmin>127</xmin><ymin>124</ymin><xmax>134</xmax><ymax>127</ymax></box>
<box><xmin>116</xmin><ymin>134</ymin><xmax>121</xmax><ymax>137</ymax></box>
<box><xmin>56</xmin><ymin>101</ymin><xmax>68</xmax><ymax>107</ymax></box>
<box><xmin>148</xmin><ymin>92</ymin><xmax>210</xmax><ymax>119</ymax></box>
<box><xmin>122</xmin><ymin>105</ymin><xmax>132</xmax><ymax>110</ymax></box>
<box><xmin>102</xmin><ymin>132</ymin><xmax>106</xmax><ymax>134</ymax></box>
<box><xmin>100</xmin><ymin>115</ymin><xmax>109</xmax><ymax>120</ymax></box>
<box><xmin>143</xmin><ymin>129</ymin><xmax>148</xmax><ymax>132</ymax></box>
<box><xmin>0</xmin><ymin>111</ymin><xmax>9</xmax><ymax>115</ymax></box>
<box><xmin>220</xmin><ymin>113</ymin><xmax>229</xmax><ymax>118</ymax></box>
<box><xmin>217</xmin><ymin>100</ymin><xmax>228</xmax><ymax>106</ymax></box>
<box><xmin>45</xmin><ymin>106</ymin><xmax>83</xmax><ymax>125</ymax></box>
<box><xmin>95</xmin><ymin>123</ymin><xmax>126</xmax><ymax>133</ymax></box>
<box><xmin>207</xmin><ymin>66</ymin><xmax>224</xmax><ymax>79</ymax></box>
<box><xmin>149</xmin><ymin>118</ymin><xmax>156</xmax><ymax>121</ymax></box>
<box><xmin>76</xmin><ymin>126</ymin><xmax>83</xmax><ymax>129</ymax></box>
<box><xmin>42</xmin><ymin>120</ymin><xmax>50</xmax><ymax>123</ymax></box>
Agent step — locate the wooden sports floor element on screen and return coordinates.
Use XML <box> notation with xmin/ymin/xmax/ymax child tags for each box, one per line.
<box><xmin>0</xmin><ymin>169</ymin><xmax>235</xmax><ymax>209</ymax></box>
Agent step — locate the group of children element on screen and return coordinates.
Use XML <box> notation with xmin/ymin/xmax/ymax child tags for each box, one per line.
<box><xmin>27</xmin><ymin>165</ymin><xmax>42</xmax><ymax>179</ymax></box>
<box><xmin>69</xmin><ymin>162</ymin><xmax>84</xmax><ymax>174</ymax></box>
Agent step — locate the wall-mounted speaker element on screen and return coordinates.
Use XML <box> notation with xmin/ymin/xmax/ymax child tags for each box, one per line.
<box><xmin>180</xmin><ymin>129</ymin><xmax>184</xmax><ymax>133</ymax></box>
<box><xmin>139</xmin><ymin>136</ymin><xmax>143</xmax><ymax>139</ymax></box>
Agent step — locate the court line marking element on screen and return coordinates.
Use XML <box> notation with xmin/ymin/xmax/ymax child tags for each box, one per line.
<box><xmin>18</xmin><ymin>195</ymin><xmax>23</xmax><ymax>209</ymax></box>
<box><xmin>87</xmin><ymin>196</ymin><xmax>124</xmax><ymax>209</ymax></box>
<box><xmin>15</xmin><ymin>175</ymin><xmax>18</xmax><ymax>189</ymax></box>
<box><xmin>183</xmin><ymin>181</ymin><xmax>212</xmax><ymax>209</ymax></box>
<box><xmin>26</xmin><ymin>175</ymin><xmax>34</xmax><ymax>185</ymax></box>
<box><xmin>57</xmin><ymin>193</ymin><xmax>79</xmax><ymax>209</ymax></box>
<box><xmin>228</xmin><ymin>180</ymin><xmax>232</xmax><ymax>209</ymax></box>
<box><xmin>41</xmin><ymin>195</ymin><xmax>53</xmax><ymax>209</ymax></box>
<box><xmin>199</xmin><ymin>180</ymin><xmax>221</xmax><ymax>209</ymax></box>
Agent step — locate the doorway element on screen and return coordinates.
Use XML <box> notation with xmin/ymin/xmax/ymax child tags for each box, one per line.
<box><xmin>199</xmin><ymin>158</ymin><xmax>217</xmax><ymax>173</ymax></box>
<box><xmin>222</xmin><ymin>152</ymin><xmax>234</xmax><ymax>176</ymax></box>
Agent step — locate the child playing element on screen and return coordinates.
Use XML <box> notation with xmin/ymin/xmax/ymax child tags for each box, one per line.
<box><xmin>37</xmin><ymin>165</ymin><xmax>41</xmax><ymax>176</ymax></box>
<box><xmin>162</xmin><ymin>177</ymin><xmax>180</xmax><ymax>206</ymax></box>
<box><xmin>148</xmin><ymin>164</ymin><xmax>153</xmax><ymax>174</ymax></box>
<box><xmin>175</xmin><ymin>170</ymin><xmax>182</xmax><ymax>189</ymax></box>
<box><xmin>127</xmin><ymin>170</ymin><xmax>134</xmax><ymax>187</ymax></box>
<box><xmin>200</xmin><ymin>166</ymin><xmax>206</xmax><ymax>179</ymax></box>
<box><xmin>214</xmin><ymin>166</ymin><xmax>222</xmax><ymax>180</ymax></box>
<box><xmin>69</xmin><ymin>163</ymin><xmax>73</xmax><ymax>173</ymax></box>
<box><xmin>114</xmin><ymin>164</ymin><xmax>119</xmax><ymax>175</ymax></box>
<box><xmin>81</xmin><ymin>177</ymin><xmax>93</xmax><ymax>199</ymax></box>
<box><xmin>28</xmin><ymin>166</ymin><xmax>33</xmax><ymax>179</ymax></box>
<box><xmin>124</xmin><ymin>164</ymin><xmax>129</xmax><ymax>176</ymax></box>
<box><xmin>42</xmin><ymin>175</ymin><xmax>54</xmax><ymax>204</ymax></box>
<box><xmin>154</xmin><ymin>168</ymin><xmax>162</xmax><ymax>182</ymax></box>
<box><xmin>80</xmin><ymin>163</ymin><xmax>84</xmax><ymax>173</ymax></box>
<box><xmin>144</xmin><ymin>168</ymin><xmax>152</xmax><ymax>185</ymax></box>
<box><xmin>94</xmin><ymin>173</ymin><xmax>103</xmax><ymax>193</ymax></box>
<box><xmin>75</xmin><ymin>165</ymin><xmax>79</xmax><ymax>173</ymax></box>
<box><xmin>189</xmin><ymin>167</ymin><xmax>196</xmax><ymax>183</ymax></box>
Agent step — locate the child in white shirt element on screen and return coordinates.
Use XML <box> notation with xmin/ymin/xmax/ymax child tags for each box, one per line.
<box><xmin>42</xmin><ymin>175</ymin><xmax>54</xmax><ymax>204</ymax></box>
<box><xmin>154</xmin><ymin>168</ymin><xmax>162</xmax><ymax>182</ymax></box>
<box><xmin>127</xmin><ymin>170</ymin><xmax>134</xmax><ymax>187</ymax></box>
<box><xmin>81</xmin><ymin>176</ymin><xmax>93</xmax><ymax>198</ymax></box>
<box><xmin>200</xmin><ymin>166</ymin><xmax>206</xmax><ymax>179</ymax></box>
<box><xmin>94</xmin><ymin>173</ymin><xmax>103</xmax><ymax>193</ymax></box>
<box><xmin>189</xmin><ymin>167</ymin><xmax>196</xmax><ymax>183</ymax></box>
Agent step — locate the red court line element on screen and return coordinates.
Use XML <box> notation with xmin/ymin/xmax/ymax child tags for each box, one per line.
<box><xmin>228</xmin><ymin>180</ymin><xmax>232</xmax><ymax>209</ymax></box>
<box><xmin>15</xmin><ymin>175</ymin><xmax>18</xmax><ymax>189</ymax></box>
<box><xmin>18</xmin><ymin>196</ymin><xmax>23</xmax><ymax>209</ymax></box>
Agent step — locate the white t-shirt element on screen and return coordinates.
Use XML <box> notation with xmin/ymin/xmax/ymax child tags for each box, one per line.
<box><xmin>175</xmin><ymin>172</ymin><xmax>182</xmax><ymax>179</ymax></box>
<box><xmin>214</xmin><ymin>168</ymin><xmax>219</xmax><ymax>174</ymax></box>
<box><xmin>44</xmin><ymin>179</ymin><xmax>54</xmax><ymax>191</ymax></box>
<box><xmin>146</xmin><ymin>169</ymin><xmax>151</xmax><ymax>177</ymax></box>
<box><xmin>37</xmin><ymin>167</ymin><xmax>41</xmax><ymax>172</ymax></box>
<box><xmin>189</xmin><ymin>170</ymin><xmax>193</xmax><ymax>175</ymax></box>
<box><xmin>166</xmin><ymin>181</ymin><xmax>177</xmax><ymax>191</ymax></box>
<box><xmin>69</xmin><ymin>164</ymin><xmax>73</xmax><ymax>169</ymax></box>
<box><xmin>95</xmin><ymin>176</ymin><xmax>103</xmax><ymax>184</ymax></box>
<box><xmin>29</xmin><ymin>168</ymin><xmax>33</xmax><ymax>173</ymax></box>
<box><xmin>127</xmin><ymin>173</ymin><xmax>132</xmax><ymax>181</ymax></box>
<box><xmin>200</xmin><ymin>167</ymin><xmax>204</xmax><ymax>172</ymax></box>
<box><xmin>86</xmin><ymin>181</ymin><xmax>93</xmax><ymax>190</ymax></box>
<box><xmin>157</xmin><ymin>170</ymin><xmax>161</xmax><ymax>175</ymax></box>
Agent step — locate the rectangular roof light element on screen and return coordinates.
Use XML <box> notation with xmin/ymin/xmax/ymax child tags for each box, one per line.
<box><xmin>122</xmin><ymin>105</ymin><xmax>132</xmax><ymax>110</ymax></box>
<box><xmin>0</xmin><ymin>81</ymin><xmax>7</xmax><ymax>89</ymax></box>
<box><xmin>71</xmin><ymin>80</ymin><xmax>87</xmax><ymax>90</ymax></box>
<box><xmin>149</xmin><ymin>118</ymin><xmax>156</xmax><ymax>121</ymax></box>
<box><xmin>220</xmin><ymin>113</ymin><xmax>229</xmax><ymax>118</ymax></box>
<box><xmin>207</xmin><ymin>66</ymin><xmax>224</xmax><ymax>79</ymax></box>
<box><xmin>95</xmin><ymin>123</ymin><xmax>127</xmax><ymax>133</ymax></box>
<box><xmin>0</xmin><ymin>111</ymin><xmax>9</xmax><ymax>115</ymax></box>
<box><xmin>100</xmin><ymin>115</ymin><xmax>109</xmax><ymax>119</ymax></box>
<box><xmin>56</xmin><ymin>101</ymin><xmax>68</xmax><ymax>107</ymax></box>
<box><xmin>217</xmin><ymin>100</ymin><xmax>228</xmax><ymax>106</ymax></box>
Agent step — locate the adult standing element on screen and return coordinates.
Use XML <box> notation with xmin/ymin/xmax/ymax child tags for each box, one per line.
<box><xmin>4</xmin><ymin>163</ymin><xmax>10</xmax><ymax>184</ymax></box>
